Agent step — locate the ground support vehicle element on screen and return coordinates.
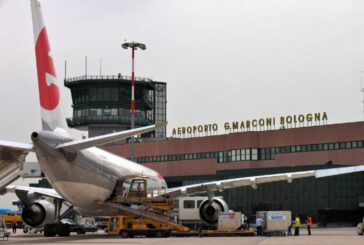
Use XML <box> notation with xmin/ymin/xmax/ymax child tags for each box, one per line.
<box><xmin>62</xmin><ymin>217</ymin><xmax>98</xmax><ymax>235</ymax></box>
<box><xmin>107</xmin><ymin>215</ymin><xmax>178</xmax><ymax>238</ymax></box>
<box><xmin>103</xmin><ymin>178</ymin><xmax>254</xmax><ymax>238</ymax></box>
<box><xmin>95</xmin><ymin>217</ymin><xmax>109</xmax><ymax>230</ymax></box>
<box><xmin>0</xmin><ymin>212</ymin><xmax>22</xmax><ymax>228</ymax></box>
<box><xmin>257</xmin><ymin>211</ymin><xmax>292</xmax><ymax>237</ymax></box>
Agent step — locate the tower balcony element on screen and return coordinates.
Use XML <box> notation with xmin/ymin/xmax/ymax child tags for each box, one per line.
<box><xmin>67</xmin><ymin>115</ymin><xmax>153</xmax><ymax>127</ymax></box>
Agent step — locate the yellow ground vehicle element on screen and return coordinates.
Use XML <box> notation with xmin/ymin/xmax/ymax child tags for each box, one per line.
<box><xmin>0</xmin><ymin>212</ymin><xmax>22</xmax><ymax>227</ymax></box>
<box><xmin>107</xmin><ymin>215</ymin><xmax>177</xmax><ymax>238</ymax></box>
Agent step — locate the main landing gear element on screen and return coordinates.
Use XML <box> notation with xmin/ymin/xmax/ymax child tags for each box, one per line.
<box><xmin>44</xmin><ymin>223</ymin><xmax>70</xmax><ymax>237</ymax></box>
<box><xmin>44</xmin><ymin>199</ymin><xmax>73</xmax><ymax>237</ymax></box>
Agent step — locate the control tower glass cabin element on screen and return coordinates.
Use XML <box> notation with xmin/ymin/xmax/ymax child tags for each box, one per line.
<box><xmin>64</xmin><ymin>74</ymin><xmax>167</xmax><ymax>139</ymax></box>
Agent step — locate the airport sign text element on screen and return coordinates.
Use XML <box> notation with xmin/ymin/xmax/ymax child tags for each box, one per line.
<box><xmin>172</xmin><ymin>112</ymin><xmax>328</xmax><ymax>136</ymax></box>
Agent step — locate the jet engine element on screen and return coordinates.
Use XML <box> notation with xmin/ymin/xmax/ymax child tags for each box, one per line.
<box><xmin>198</xmin><ymin>197</ymin><xmax>229</xmax><ymax>226</ymax></box>
<box><xmin>22</xmin><ymin>199</ymin><xmax>55</xmax><ymax>227</ymax></box>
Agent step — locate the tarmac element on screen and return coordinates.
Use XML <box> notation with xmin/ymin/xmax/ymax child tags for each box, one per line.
<box><xmin>1</xmin><ymin>227</ymin><xmax>363</xmax><ymax>245</ymax></box>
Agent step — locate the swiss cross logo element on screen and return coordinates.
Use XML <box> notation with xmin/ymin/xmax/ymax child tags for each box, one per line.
<box><xmin>35</xmin><ymin>27</ymin><xmax>60</xmax><ymax>110</ymax></box>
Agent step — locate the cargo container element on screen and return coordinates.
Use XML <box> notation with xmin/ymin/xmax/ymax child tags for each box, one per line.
<box><xmin>217</xmin><ymin>212</ymin><xmax>242</xmax><ymax>231</ymax></box>
<box><xmin>257</xmin><ymin>211</ymin><xmax>291</xmax><ymax>236</ymax></box>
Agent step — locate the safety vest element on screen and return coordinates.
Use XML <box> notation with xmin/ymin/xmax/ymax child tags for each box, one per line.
<box><xmin>295</xmin><ymin>217</ymin><xmax>301</xmax><ymax>227</ymax></box>
<box><xmin>307</xmin><ymin>217</ymin><xmax>312</xmax><ymax>226</ymax></box>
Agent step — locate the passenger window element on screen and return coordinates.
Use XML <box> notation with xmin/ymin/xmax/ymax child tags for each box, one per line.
<box><xmin>183</xmin><ymin>200</ymin><xmax>195</xmax><ymax>209</ymax></box>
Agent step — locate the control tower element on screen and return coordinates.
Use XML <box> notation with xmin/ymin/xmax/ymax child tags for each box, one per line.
<box><xmin>64</xmin><ymin>74</ymin><xmax>166</xmax><ymax>139</ymax></box>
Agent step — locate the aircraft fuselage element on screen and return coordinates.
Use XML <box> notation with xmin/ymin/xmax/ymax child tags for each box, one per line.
<box><xmin>31</xmin><ymin>130</ymin><xmax>167</xmax><ymax>216</ymax></box>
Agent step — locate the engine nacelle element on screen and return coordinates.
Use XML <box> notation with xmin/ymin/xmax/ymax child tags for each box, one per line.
<box><xmin>198</xmin><ymin>197</ymin><xmax>229</xmax><ymax>226</ymax></box>
<box><xmin>22</xmin><ymin>199</ymin><xmax>55</xmax><ymax>228</ymax></box>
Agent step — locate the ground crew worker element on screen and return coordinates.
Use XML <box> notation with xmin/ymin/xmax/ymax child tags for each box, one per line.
<box><xmin>307</xmin><ymin>216</ymin><xmax>312</xmax><ymax>235</ymax></box>
<box><xmin>256</xmin><ymin>216</ymin><xmax>263</xmax><ymax>236</ymax></box>
<box><xmin>287</xmin><ymin>221</ymin><xmax>292</xmax><ymax>236</ymax></box>
<box><xmin>11</xmin><ymin>219</ymin><xmax>17</xmax><ymax>234</ymax></box>
<box><xmin>294</xmin><ymin>215</ymin><xmax>301</xmax><ymax>236</ymax></box>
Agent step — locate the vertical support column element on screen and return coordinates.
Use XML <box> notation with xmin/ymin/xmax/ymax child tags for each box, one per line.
<box><xmin>130</xmin><ymin>46</ymin><xmax>135</xmax><ymax>161</ymax></box>
<box><xmin>122</xmin><ymin>41</ymin><xmax>146</xmax><ymax>162</ymax></box>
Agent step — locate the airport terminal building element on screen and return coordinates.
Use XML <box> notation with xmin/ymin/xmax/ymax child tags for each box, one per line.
<box><xmin>65</xmin><ymin>75</ymin><xmax>364</xmax><ymax>224</ymax></box>
<box><xmin>102</xmin><ymin>120</ymin><xmax>364</xmax><ymax>225</ymax></box>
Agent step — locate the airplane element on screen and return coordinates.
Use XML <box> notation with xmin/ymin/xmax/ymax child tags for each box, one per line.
<box><xmin>1</xmin><ymin>0</ymin><xmax>364</xmax><ymax>237</ymax></box>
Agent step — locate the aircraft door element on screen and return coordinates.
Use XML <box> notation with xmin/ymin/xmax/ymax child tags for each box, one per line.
<box><xmin>128</xmin><ymin>179</ymin><xmax>147</xmax><ymax>198</ymax></box>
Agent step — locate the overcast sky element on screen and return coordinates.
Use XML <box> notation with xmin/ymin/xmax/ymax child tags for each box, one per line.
<box><xmin>0</xmin><ymin>0</ymin><xmax>363</xmax><ymax>208</ymax></box>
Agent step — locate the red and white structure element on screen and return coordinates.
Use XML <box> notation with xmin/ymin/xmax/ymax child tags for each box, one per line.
<box><xmin>122</xmin><ymin>42</ymin><xmax>146</xmax><ymax>160</ymax></box>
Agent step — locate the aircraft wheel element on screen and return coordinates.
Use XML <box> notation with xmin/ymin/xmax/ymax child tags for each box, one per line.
<box><xmin>58</xmin><ymin>224</ymin><xmax>70</xmax><ymax>237</ymax></box>
<box><xmin>120</xmin><ymin>230</ymin><xmax>129</xmax><ymax>238</ymax></box>
<box><xmin>155</xmin><ymin>230</ymin><xmax>164</xmax><ymax>238</ymax></box>
<box><xmin>44</xmin><ymin>224</ymin><xmax>57</xmax><ymax>237</ymax></box>
<box><xmin>164</xmin><ymin>230</ymin><xmax>171</xmax><ymax>237</ymax></box>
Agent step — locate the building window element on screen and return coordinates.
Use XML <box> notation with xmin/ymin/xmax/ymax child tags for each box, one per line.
<box><xmin>260</xmin><ymin>149</ymin><xmax>265</xmax><ymax>160</ymax></box>
<box><xmin>111</xmin><ymin>108</ymin><xmax>118</xmax><ymax>116</ymax></box>
<box><xmin>285</xmin><ymin>146</ymin><xmax>290</xmax><ymax>153</ymax></box>
<box><xmin>251</xmin><ymin>149</ymin><xmax>258</xmax><ymax>160</ymax></box>
<box><xmin>246</xmin><ymin>149</ymin><xmax>251</xmax><ymax>160</ymax></box>
<box><xmin>236</xmin><ymin>149</ymin><xmax>241</xmax><ymax>161</ymax></box>
<box><xmin>241</xmin><ymin>149</ymin><xmax>246</xmax><ymax>161</ymax></box>
<box><xmin>103</xmin><ymin>109</ymin><xmax>111</xmax><ymax>116</ymax></box>
<box><xmin>232</xmin><ymin>150</ymin><xmax>236</xmax><ymax>161</ymax></box>
<box><xmin>266</xmin><ymin>148</ymin><xmax>272</xmax><ymax>160</ymax></box>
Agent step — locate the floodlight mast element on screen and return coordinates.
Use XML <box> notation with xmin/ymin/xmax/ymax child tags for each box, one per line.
<box><xmin>122</xmin><ymin>42</ymin><xmax>146</xmax><ymax>161</ymax></box>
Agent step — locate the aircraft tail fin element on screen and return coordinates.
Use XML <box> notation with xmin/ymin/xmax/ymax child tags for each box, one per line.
<box><xmin>30</xmin><ymin>0</ymin><xmax>70</xmax><ymax>136</ymax></box>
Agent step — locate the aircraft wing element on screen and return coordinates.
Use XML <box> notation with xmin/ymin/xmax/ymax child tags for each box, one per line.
<box><xmin>6</xmin><ymin>185</ymin><xmax>62</xmax><ymax>200</ymax></box>
<box><xmin>55</xmin><ymin>122</ymin><xmax>166</xmax><ymax>152</ymax></box>
<box><xmin>0</xmin><ymin>140</ymin><xmax>33</xmax><ymax>166</ymax></box>
<box><xmin>167</xmin><ymin>165</ymin><xmax>364</xmax><ymax>197</ymax></box>
<box><xmin>0</xmin><ymin>141</ymin><xmax>34</xmax><ymax>191</ymax></box>
<box><xmin>0</xmin><ymin>140</ymin><xmax>34</xmax><ymax>152</ymax></box>
<box><xmin>0</xmin><ymin>140</ymin><xmax>33</xmax><ymax>163</ymax></box>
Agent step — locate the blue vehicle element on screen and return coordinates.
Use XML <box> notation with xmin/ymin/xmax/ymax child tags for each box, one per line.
<box><xmin>0</xmin><ymin>209</ymin><xmax>13</xmax><ymax>215</ymax></box>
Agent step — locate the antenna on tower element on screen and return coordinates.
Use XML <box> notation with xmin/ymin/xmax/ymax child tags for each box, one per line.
<box><xmin>85</xmin><ymin>56</ymin><xmax>88</xmax><ymax>77</ymax></box>
<box><xmin>100</xmin><ymin>58</ymin><xmax>102</xmax><ymax>76</ymax></box>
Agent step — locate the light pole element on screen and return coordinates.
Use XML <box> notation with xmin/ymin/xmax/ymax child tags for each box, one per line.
<box><xmin>122</xmin><ymin>41</ymin><xmax>146</xmax><ymax>161</ymax></box>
